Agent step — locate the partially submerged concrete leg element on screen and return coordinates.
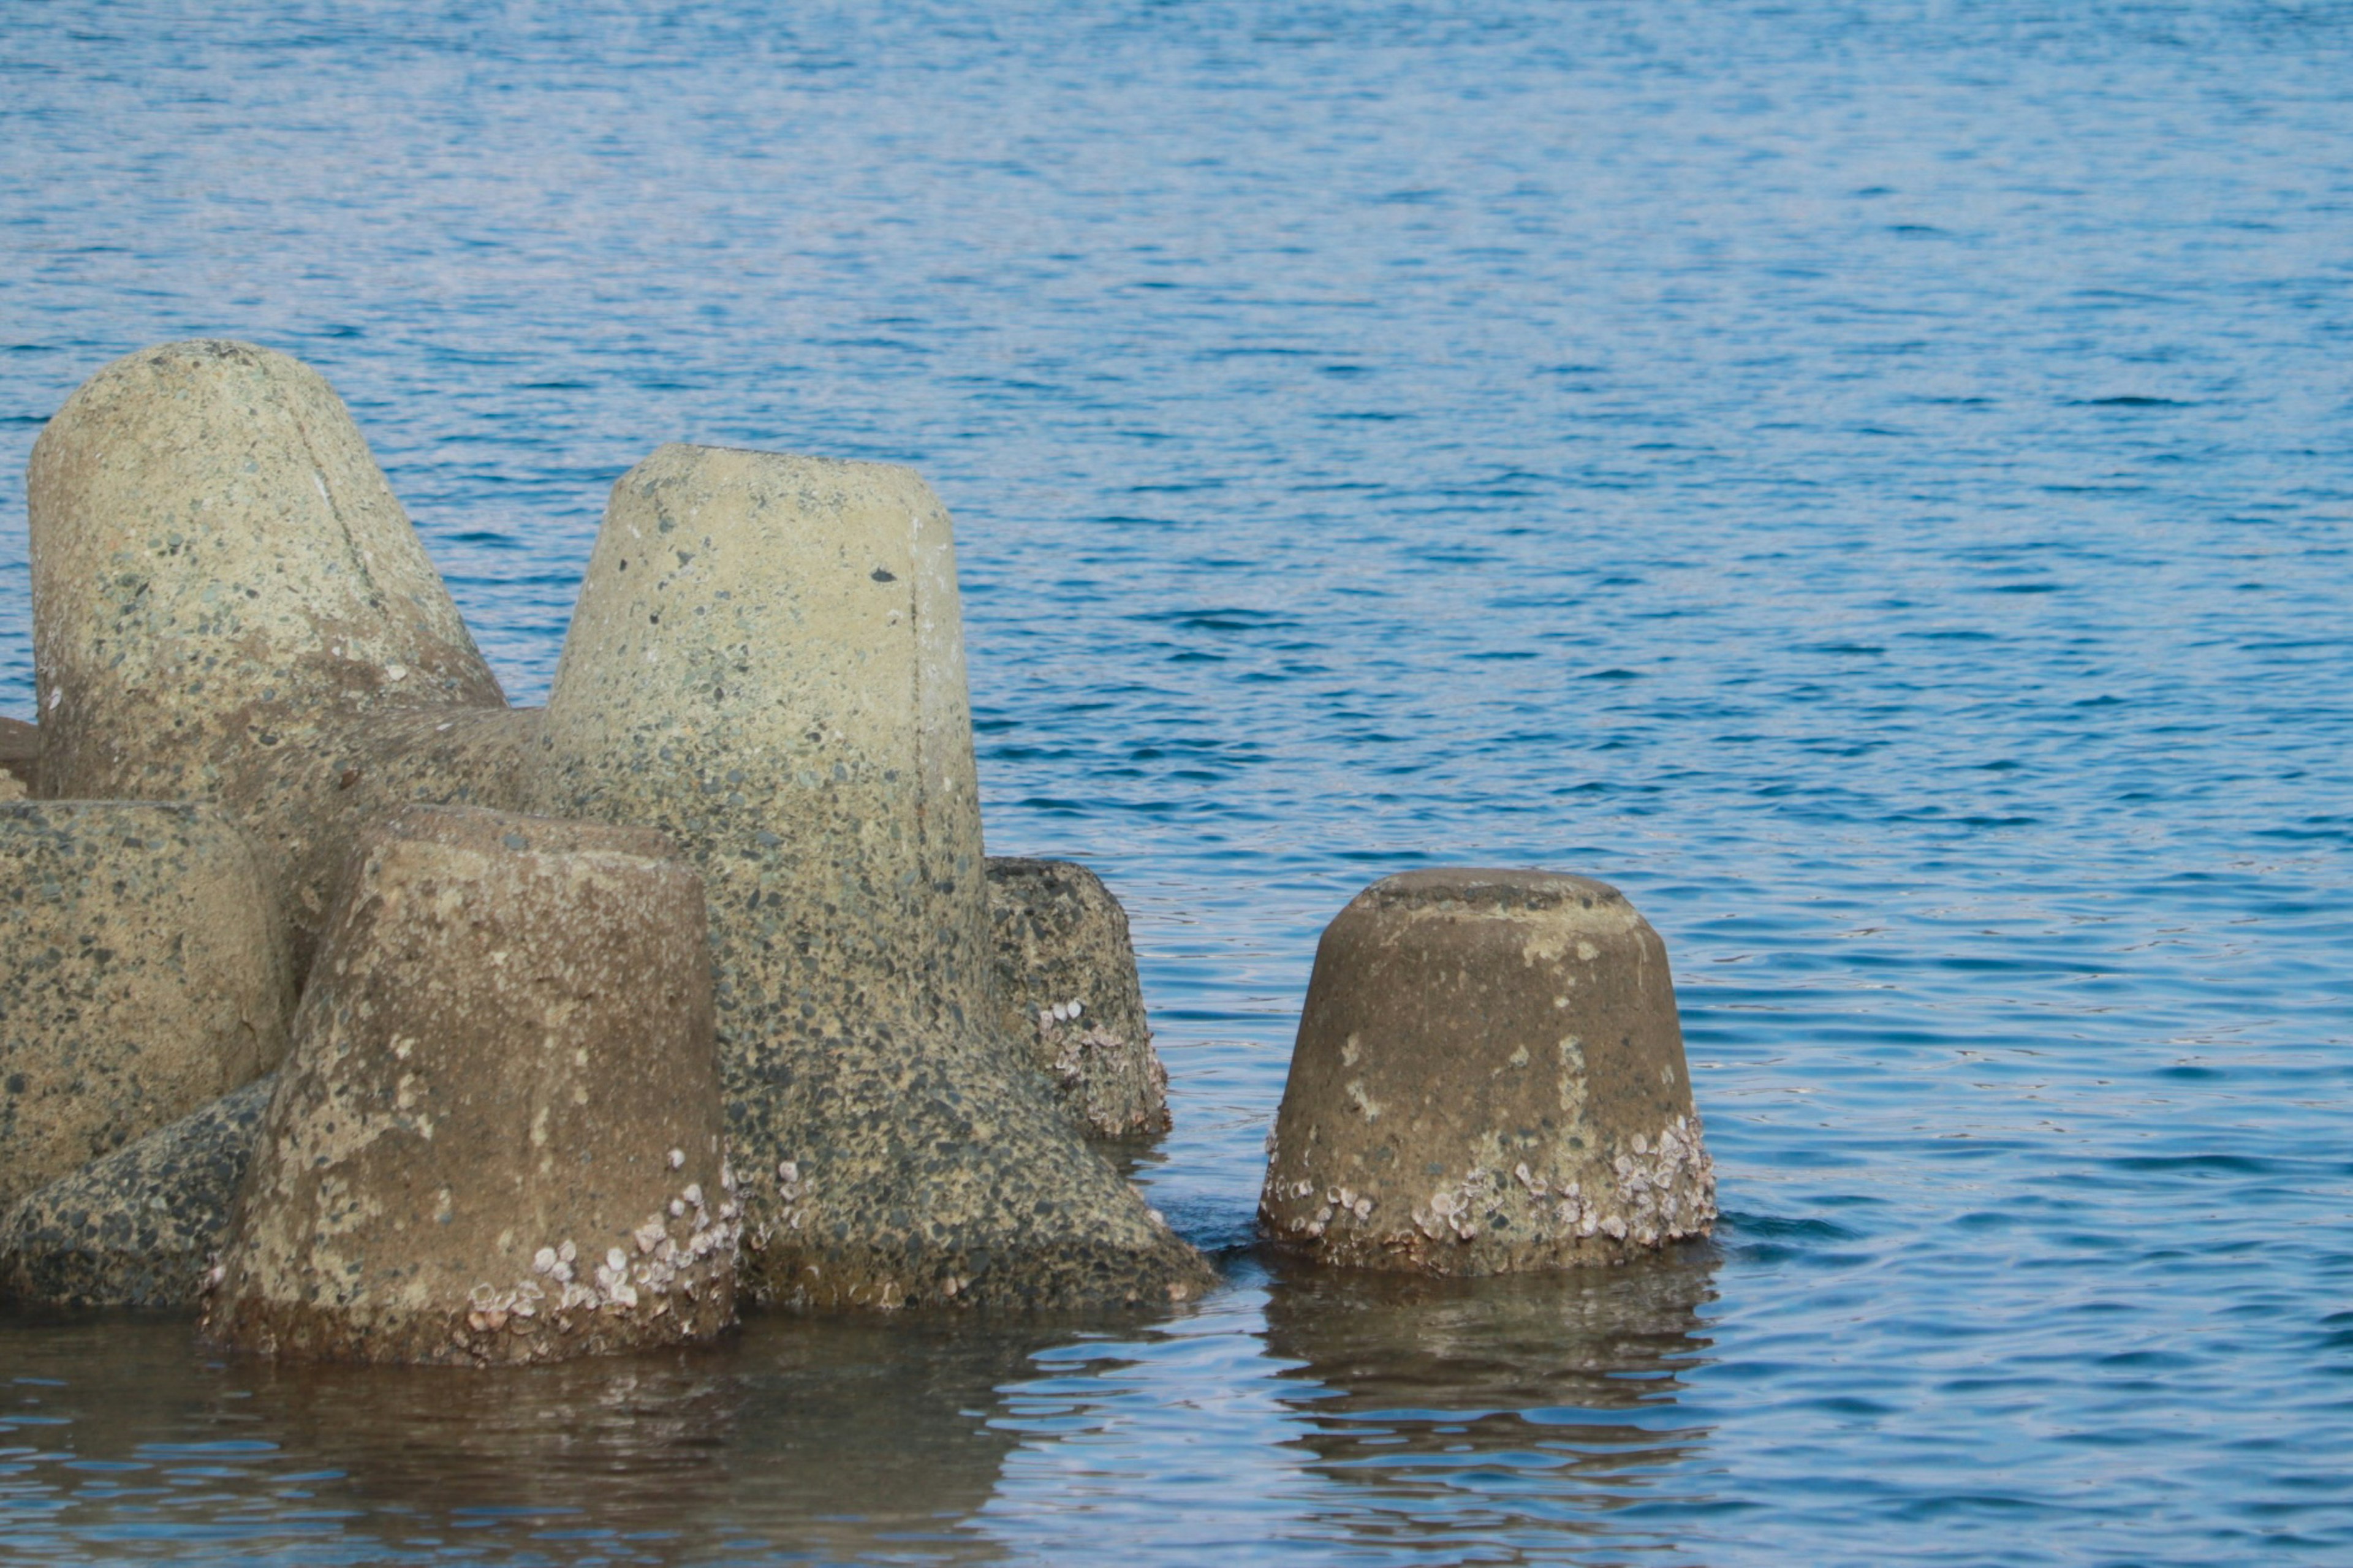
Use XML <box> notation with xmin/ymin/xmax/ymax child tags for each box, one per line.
<box><xmin>0</xmin><ymin>801</ymin><xmax>292</xmax><ymax>1213</ymax></box>
<box><xmin>1</xmin><ymin>1076</ymin><xmax>274</xmax><ymax>1309</ymax></box>
<box><xmin>986</xmin><ymin>857</ymin><xmax>1170</xmax><ymax>1137</ymax></box>
<box><xmin>530</xmin><ymin>445</ymin><xmax>1210</xmax><ymax>1310</ymax></box>
<box><xmin>27</xmin><ymin>340</ymin><xmax>512</xmax><ymax>969</ymax></box>
<box><xmin>1260</xmin><ymin>869</ymin><xmax>1715</xmax><ymax>1273</ymax></box>
<box><xmin>205</xmin><ymin>806</ymin><xmax>733</xmax><ymax>1363</ymax></box>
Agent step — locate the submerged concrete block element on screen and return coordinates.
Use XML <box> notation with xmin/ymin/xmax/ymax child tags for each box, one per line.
<box><xmin>1260</xmin><ymin>869</ymin><xmax>1715</xmax><ymax>1273</ymax></box>
<box><xmin>0</xmin><ymin>1076</ymin><xmax>273</xmax><ymax>1309</ymax></box>
<box><xmin>205</xmin><ymin>806</ymin><xmax>733</xmax><ymax>1364</ymax></box>
<box><xmin>530</xmin><ymin>444</ymin><xmax>1210</xmax><ymax>1310</ymax></box>
<box><xmin>0</xmin><ymin>801</ymin><xmax>293</xmax><ymax>1213</ymax></box>
<box><xmin>986</xmin><ymin>857</ymin><xmax>1170</xmax><ymax>1137</ymax></box>
<box><xmin>26</xmin><ymin>340</ymin><xmax>511</xmax><ymax>968</ymax></box>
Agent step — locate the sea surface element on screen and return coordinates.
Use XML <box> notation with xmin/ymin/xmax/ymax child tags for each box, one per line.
<box><xmin>3</xmin><ymin>2</ymin><xmax>2351</xmax><ymax>1562</ymax></box>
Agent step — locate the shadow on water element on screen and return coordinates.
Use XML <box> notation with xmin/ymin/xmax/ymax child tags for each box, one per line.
<box><xmin>1259</xmin><ymin>1246</ymin><xmax>1722</xmax><ymax>1563</ymax></box>
<box><xmin>1</xmin><ymin>1306</ymin><xmax>1081</xmax><ymax>1564</ymax></box>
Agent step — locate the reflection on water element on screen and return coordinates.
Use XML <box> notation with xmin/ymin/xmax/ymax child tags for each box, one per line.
<box><xmin>1</xmin><ymin>1309</ymin><xmax>1066</xmax><ymax>1564</ymax></box>
<box><xmin>0</xmin><ymin>1255</ymin><xmax>1726</xmax><ymax>1564</ymax></box>
<box><xmin>1262</xmin><ymin>1251</ymin><xmax>1719</xmax><ymax>1564</ymax></box>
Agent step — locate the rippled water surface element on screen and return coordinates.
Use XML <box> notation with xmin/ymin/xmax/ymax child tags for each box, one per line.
<box><xmin>4</xmin><ymin>2</ymin><xmax>2352</xmax><ymax>1562</ymax></box>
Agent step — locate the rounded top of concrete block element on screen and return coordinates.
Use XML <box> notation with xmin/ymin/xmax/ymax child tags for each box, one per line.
<box><xmin>1347</xmin><ymin>868</ymin><xmax>1635</xmax><ymax>917</ymax></box>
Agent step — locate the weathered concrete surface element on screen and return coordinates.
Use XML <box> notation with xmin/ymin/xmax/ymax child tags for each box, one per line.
<box><xmin>1260</xmin><ymin>869</ymin><xmax>1715</xmax><ymax>1273</ymax></box>
<box><xmin>238</xmin><ymin>705</ymin><xmax>545</xmax><ymax>964</ymax></box>
<box><xmin>26</xmin><ymin>340</ymin><xmax>511</xmax><ymax>968</ymax></box>
<box><xmin>0</xmin><ymin>717</ymin><xmax>36</xmax><ymax>798</ymax></box>
<box><xmin>0</xmin><ymin>801</ymin><xmax>293</xmax><ymax>1213</ymax></box>
<box><xmin>986</xmin><ymin>857</ymin><xmax>1170</xmax><ymax>1137</ymax></box>
<box><xmin>530</xmin><ymin>444</ymin><xmax>1210</xmax><ymax>1311</ymax></box>
<box><xmin>0</xmin><ymin>1076</ymin><xmax>272</xmax><ymax>1309</ymax></box>
<box><xmin>205</xmin><ymin>806</ymin><xmax>733</xmax><ymax>1364</ymax></box>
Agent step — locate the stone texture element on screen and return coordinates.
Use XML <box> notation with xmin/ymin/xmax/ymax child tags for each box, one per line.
<box><xmin>204</xmin><ymin>806</ymin><xmax>734</xmax><ymax>1364</ymax></box>
<box><xmin>0</xmin><ymin>1076</ymin><xmax>272</xmax><ymax>1309</ymax></box>
<box><xmin>1260</xmin><ymin>869</ymin><xmax>1715</xmax><ymax>1273</ymax></box>
<box><xmin>26</xmin><ymin>339</ymin><xmax>511</xmax><ymax>969</ymax></box>
<box><xmin>986</xmin><ymin>856</ymin><xmax>1170</xmax><ymax>1137</ymax></box>
<box><xmin>529</xmin><ymin>443</ymin><xmax>1211</xmax><ymax>1310</ymax></box>
<box><xmin>236</xmin><ymin>705</ymin><xmax>545</xmax><ymax>964</ymax></box>
<box><xmin>0</xmin><ymin>716</ymin><xmax>36</xmax><ymax>797</ymax></box>
<box><xmin>0</xmin><ymin>801</ymin><xmax>294</xmax><ymax>1213</ymax></box>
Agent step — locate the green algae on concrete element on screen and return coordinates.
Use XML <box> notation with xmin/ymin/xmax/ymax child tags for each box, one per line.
<box><xmin>26</xmin><ymin>340</ymin><xmax>512</xmax><ymax>969</ymax></box>
<box><xmin>1</xmin><ymin>1075</ymin><xmax>273</xmax><ymax>1309</ymax></box>
<box><xmin>206</xmin><ymin>806</ymin><xmax>732</xmax><ymax>1365</ymax></box>
<box><xmin>0</xmin><ymin>801</ymin><xmax>294</xmax><ymax>1213</ymax></box>
<box><xmin>986</xmin><ymin>856</ymin><xmax>1172</xmax><ymax>1137</ymax></box>
<box><xmin>1260</xmin><ymin>869</ymin><xmax>1715</xmax><ymax>1273</ymax></box>
<box><xmin>529</xmin><ymin>444</ymin><xmax>1211</xmax><ymax>1311</ymax></box>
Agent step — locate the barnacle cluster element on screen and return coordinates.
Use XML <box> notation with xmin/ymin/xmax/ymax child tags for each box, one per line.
<box><xmin>1267</xmin><ymin>1112</ymin><xmax>1716</xmax><ymax>1271</ymax></box>
<box><xmin>452</xmin><ymin>1153</ymin><xmax>741</xmax><ymax>1355</ymax></box>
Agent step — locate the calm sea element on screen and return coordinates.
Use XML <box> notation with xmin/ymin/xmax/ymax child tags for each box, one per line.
<box><xmin>4</xmin><ymin>2</ymin><xmax>2351</xmax><ymax>1562</ymax></box>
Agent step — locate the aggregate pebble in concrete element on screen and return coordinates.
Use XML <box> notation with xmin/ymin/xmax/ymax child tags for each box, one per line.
<box><xmin>1260</xmin><ymin>869</ymin><xmax>1715</xmax><ymax>1273</ymax></box>
<box><xmin>26</xmin><ymin>340</ymin><xmax>511</xmax><ymax>969</ymax></box>
<box><xmin>238</xmin><ymin>705</ymin><xmax>544</xmax><ymax>967</ymax></box>
<box><xmin>0</xmin><ymin>801</ymin><xmax>293</xmax><ymax>1213</ymax></box>
<box><xmin>1</xmin><ymin>1075</ymin><xmax>273</xmax><ymax>1309</ymax></box>
<box><xmin>530</xmin><ymin>444</ymin><xmax>1211</xmax><ymax>1311</ymax></box>
<box><xmin>0</xmin><ymin>718</ymin><xmax>36</xmax><ymax>797</ymax></box>
<box><xmin>986</xmin><ymin>857</ymin><xmax>1170</xmax><ymax>1137</ymax></box>
<box><xmin>205</xmin><ymin>806</ymin><xmax>732</xmax><ymax>1364</ymax></box>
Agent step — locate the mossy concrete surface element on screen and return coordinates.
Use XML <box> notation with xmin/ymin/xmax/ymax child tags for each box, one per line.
<box><xmin>1</xmin><ymin>1075</ymin><xmax>273</xmax><ymax>1309</ymax></box>
<box><xmin>986</xmin><ymin>856</ymin><xmax>1171</xmax><ymax>1137</ymax></box>
<box><xmin>531</xmin><ymin>444</ymin><xmax>1211</xmax><ymax>1311</ymax></box>
<box><xmin>0</xmin><ymin>801</ymin><xmax>293</xmax><ymax>1213</ymax></box>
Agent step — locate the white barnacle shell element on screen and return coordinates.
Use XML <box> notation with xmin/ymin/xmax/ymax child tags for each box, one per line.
<box><xmin>668</xmin><ymin>1148</ymin><xmax>686</xmax><ymax>1169</ymax></box>
<box><xmin>778</xmin><ymin>1159</ymin><xmax>798</xmax><ymax>1184</ymax></box>
<box><xmin>1602</xmin><ymin>1216</ymin><xmax>1628</xmax><ymax>1240</ymax></box>
<box><xmin>558</xmin><ymin>1240</ymin><xmax>578</xmax><ymax>1264</ymax></box>
<box><xmin>605</xmin><ymin>1246</ymin><xmax>629</xmax><ymax>1273</ymax></box>
<box><xmin>1632</xmin><ymin>1133</ymin><xmax>1649</xmax><ymax>1155</ymax></box>
<box><xmin>532</xmin><ymin>1246</ymin><xmax>558</xmax><ymax>1275</ymax></box>
<box><xmin>683</xmin><ymin>1183</ymin><xmax>703</xmax><ymax>1207</ymax></box>
<box><xmin>609</xmin><ymin>1282</ymin><xmax>638</xmax><ymax>1309</ymax></box>
<box><xmin>1352</xmin><ymin>1197</ymin><xmax>1373</xmax><ymax>1219</ymax></box>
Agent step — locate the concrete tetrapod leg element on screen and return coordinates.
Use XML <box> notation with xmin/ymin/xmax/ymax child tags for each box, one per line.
<box><xmin>529</xmin><ymin>444</ymin><xmax>1210</xmax><ymax>1310</ymax></box>
<box><xmin>26</xmin><ymin>340</ymin><xmax>511</xmax><ymax>968</ymax></box>
<box><xmin>985</xmin><ymin>857</ymin><xmax>1171</xmax><ymax>1137</ymax></box>
<box><xmin>0</xmin><ymin>802</ymin><xmax>293</xmax><ymax>1212</ymax></box>
<box><xmin>235</xmin><ymin>705</ymin><xmax>546</xmax><ymax>960</ymax></box>
<box><xmin>1260</xmin><ymin>869</ymin><xmax>1715</xmax><ymax>1273</ymax></box>
<box><xmin>1</xmin><ymin>1075</ymin><xmax>274</xmax><ymax>1309</ymax></box>
<box><xmin>205</xmin><ymin>806</ymin><xmax>735</xmax><ymax>1365</ymax></box>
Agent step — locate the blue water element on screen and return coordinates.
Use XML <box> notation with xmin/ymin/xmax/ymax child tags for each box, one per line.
<box><xmin>4</xmin><ymin>2</ymin><xmax>2352</xmax><ymax>1562</ymax></box>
